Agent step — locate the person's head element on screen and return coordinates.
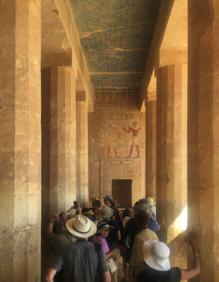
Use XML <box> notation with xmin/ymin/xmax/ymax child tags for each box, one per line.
<box><xmin>103</xmin><ymin>195</ymin><xmax>114</xmax><ymax>208</ymax></box>
<box><xmin>92</xmin><ymin>199</ymin><xmax>102</xmax><ymax>210</ymax></box>
<box><xmin>133</xmin><ymin>198</ymin><xmax>151</xmax><ymax>216</ymax></box>
<box><xmin>146</xmin><ymin>197</ymin><xmax>156</xmax><ymax>207</ymax></box>
<box><xmin>146</xmin><ymin>197</ymin><xmax>156</xmax><ymax>216</ymax></box>
<box><xmin>136</xmin><ymin>211</ymin><xmax>149</xmax><ymax>230</ymax></box>
<box><xmin>66</xmin><ymin>214</ymin><xmax>97</xmax><ymax>239</ymax></box>
<box><xmin>123</xmin><ymin>208</ymin><xmax>132</xmax><ymax>218</ymax></box>
<box><xmin>143</xmin><ymin>240</ymin><xmax>170</xmax><ymax>271</ymax></box>
<box><xmin>97</xmin><ymin>221</ymin><xmax>112</xmax><ymax>238</ymax></box>
<box><xmin>101</xmin><ymin>204</ymin><xmax>114</xmax><ymax>220</ymax></box>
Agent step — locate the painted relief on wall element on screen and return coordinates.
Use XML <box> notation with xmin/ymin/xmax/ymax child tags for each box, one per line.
<box><xmin>88</xmin><ymin>93</ymin><xmax>145</xmax><ymax>200</ymax></box>
<box><xmin>96</xmin><ymin>119</ymin><xmax>142</xmax><ymax>159</ymax></box>
<box><xmin>106</xmin><ymin>122</ymin><xmax>119</xmax><ymax>158</ymax></box>
<box><xmin>122</xmin><ymin>121</ymin><xmax>141</xmax><ymax>158</ymax></box>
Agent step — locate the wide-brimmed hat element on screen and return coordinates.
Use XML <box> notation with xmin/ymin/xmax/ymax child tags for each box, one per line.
<box><xmin>143</xmin><ymin>240</ymin><xmax>170</xmax><ymax>271</ymax></box>
<box><xmin>66</xmin><ymin>214</ymin><xmax>97</xmax><ymax>238</ymax></box>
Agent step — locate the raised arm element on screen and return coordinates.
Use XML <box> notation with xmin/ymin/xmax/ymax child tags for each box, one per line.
<box><xmin>45</xmin><ymin>268</ymin><xmax>57</xmax><ymax>282</ymax></box>
<box><xmin>180</xmin><ymin>233</ymin><xmax>200</xmax><ymax>280</ymax></box>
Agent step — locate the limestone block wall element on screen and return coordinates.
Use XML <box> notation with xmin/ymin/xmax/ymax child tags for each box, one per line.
<box><xmin>89</xmin><ymin>91</ymin><xmax>145</xmax><ymax>206</ymax></box>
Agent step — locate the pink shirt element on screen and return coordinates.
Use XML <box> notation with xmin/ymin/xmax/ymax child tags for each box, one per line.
<box><xmin>93</xmin><ymin>235</ymin><xmax>109</xmax><ymax>254</ymax></box>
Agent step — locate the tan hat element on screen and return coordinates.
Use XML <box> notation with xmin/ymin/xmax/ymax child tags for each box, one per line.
<box><xmin>66</xmin><ymin>214</ymin><xmax>97</xmax><ymax>239</ymax></box>
<box><xmin>146</xmin><ymin>197</ymin><xmax>156</xmax><ymax>206</ymax></box>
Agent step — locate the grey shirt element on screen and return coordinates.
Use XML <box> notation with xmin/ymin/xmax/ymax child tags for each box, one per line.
<box><xmin>50</xmin><ymin>239</ymin><xmax>109</xmax><ymax>282</ymax></box>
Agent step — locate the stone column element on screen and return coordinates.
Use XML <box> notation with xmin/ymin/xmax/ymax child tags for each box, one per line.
<box><xmin>0</xmin><ymin>1</ymin><xmax>41</xmax><ymax>281</ymax></box>
<box><xmin>146</xmin><ymin>96</ymin><xmax>157</xmax><ymax>199</ymax></box>
<box><xmin>188</xmin><ymin>1</ymin><xmax>219</xmax><ymax>281</ymax></box>
<box><xmin>42</xmin><ymin>67</ymin><xmax>77</xmax><ymax>217</ymax></box>
<box><xmin>76</xmin><ymin>91</ymin><xmax>89</xmax><ymax>206</ymax></box>
<box><xmin>156</xmin><ymin>64</ymin><xmax>187</xmax><ymax>245</ymax></box>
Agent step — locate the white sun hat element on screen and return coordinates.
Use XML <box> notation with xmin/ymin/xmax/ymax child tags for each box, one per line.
<box><xmin>143</xmin><ymin>240</ymin><xmax>170</xmax><ymax>271</ymax></box>
<box><xmin>66</xmin><ymin>214</ymin><xmax>97</xmax><ymax>239</ymax></box>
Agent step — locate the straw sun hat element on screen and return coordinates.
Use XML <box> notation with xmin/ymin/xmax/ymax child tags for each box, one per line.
<box><xmin>143</xmin><ymin>240</ymin><xmax>171</xmax><ymax>271</ymax></box>
<box><xmin>66</xmin><ymin>214</ymin><xmax>97</xmax><ymax>239</ymax></box>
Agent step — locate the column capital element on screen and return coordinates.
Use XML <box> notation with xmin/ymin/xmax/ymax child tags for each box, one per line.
<box><xmin>159</xmin><ymin>50</ymin><xmax>187</xmax><ymax>66</ymax></box>
<box><xmin>42</xmin><ymin>52</ymin><xmax>72</xmax><ymax>67</ymax></box>
<box><xmin>76</xmin><ymin>90</ymin><xmax>87</xmax><ymax>102</ymax></box>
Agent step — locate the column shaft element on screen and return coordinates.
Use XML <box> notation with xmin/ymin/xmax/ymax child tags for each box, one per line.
<box><xmin>76</xmin><ymin>98</ymin><xmax>89</xmax><ymax>206</ymax></box>
<box><xmin>156</xmin><ymin>64</ymin><xmax>187</xmax><ymax>243</ymax></box>
<box><xmin>42</xmin><ymin>67</ymin><xmax>76</xmax><ymax>216</ymax></box>
<box><xmin>0</xmin><ymin>1</ymin><xmax>41</xmax><ymax>281</ymax></box>
<box><xmin>146</xmin><ymin>98</ymin><xmax>157</xmax><ymax>199</ymax></box>
<box><xmin>188</xmin><ymin>1</ymin><xmax>219</xmax><ymax>280</ymax></box>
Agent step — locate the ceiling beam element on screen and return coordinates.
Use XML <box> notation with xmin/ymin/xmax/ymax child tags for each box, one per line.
<box><xmin>54</xmin><ymin>0</ymin><xmax>94</xmax><ymax>111</ymax></box>
<box><xmin>139</xmin><ymin>0</ymin><xmax>174</xmax><ymax>108</ymax></box>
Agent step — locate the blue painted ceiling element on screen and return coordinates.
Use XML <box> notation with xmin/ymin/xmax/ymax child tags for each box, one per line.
<box><xmin>70</xmin><ymin>0</ymin><xmax>161</xmax><ymax>92</ymax></box>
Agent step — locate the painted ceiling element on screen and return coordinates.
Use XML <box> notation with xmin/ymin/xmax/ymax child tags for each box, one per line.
<box><xmin>70</xmin><ymin>0</ymin><xmax>161</xmax><ymax>92</ymax></box>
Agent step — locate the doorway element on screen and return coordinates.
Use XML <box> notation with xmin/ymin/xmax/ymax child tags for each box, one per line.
<box><xmin>112</xmin><ymin>179</ymin><xmax>132</xmax><ymax>208</ymax></box>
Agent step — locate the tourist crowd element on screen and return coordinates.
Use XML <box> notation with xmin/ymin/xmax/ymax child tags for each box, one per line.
<box><xmin>45</xmin><ymin>196</ymin><xmax>200</xmax><ymax>282</ymax></box>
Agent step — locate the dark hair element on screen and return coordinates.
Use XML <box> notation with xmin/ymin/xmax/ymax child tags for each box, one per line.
<box><xmin>136</xmin><ymin>211</ymin><xmax>149</xmax><ymax>230</ymax></box>
<box><xmin>92</xmin><ymin>199</ymin><xmax>101</xmax><ymax>208</ymax></box>
<box><xmin>123</xmin><ymin>209</ymin><xmax>131</xmax><ymax>218</ymax></box>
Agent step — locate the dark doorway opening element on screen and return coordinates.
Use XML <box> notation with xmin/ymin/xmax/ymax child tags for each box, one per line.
<box><xmin>112</xmin><ymin>179</ymin><xmax>132</xmax><ymax>208</ymax></box>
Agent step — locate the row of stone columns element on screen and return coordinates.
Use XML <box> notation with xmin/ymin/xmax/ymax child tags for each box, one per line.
<box><xmin>0</xmin><ymin>1</ymin><xmax>90</xmax><ymax>280</ymax></box>
<box><xmin>41</xmin><ymin>67</ymin><xmax>90</xmax><ymax>215</ymax></box>
<box><xmin>145</xmin><ymin>1</ymin><xmax>219</xmax><ymax>280</ymax></box>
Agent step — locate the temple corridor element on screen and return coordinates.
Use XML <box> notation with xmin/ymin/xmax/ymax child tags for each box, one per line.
<box><xmin>0</xmin><ymin>0</ymin><xmax>219</xmax><ymax>281</ymax></box>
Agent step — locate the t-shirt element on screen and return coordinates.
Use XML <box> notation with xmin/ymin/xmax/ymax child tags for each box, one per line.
<box><xmin>131</xmin><ymin>228</ymin><xmax>158</xmax><ymax>268</ymax></box>
<box><xmin>93</xmin><ymin>235</ymin><xmax>110</xmax><ymax>254</ymax></box>
<box><xmin>105</xmin><ymin>219</ymin><xmax>120</xmax><ymax>248</ymax></box>
<box><xmin>49</xmin><ymin>240</ymin><xmax>109</xmax><ymax>282</ymax></box>
<box><xmin>136</xmin><ymin>262</ymin><xmax>181</xmax><ymax>282</ymax></box>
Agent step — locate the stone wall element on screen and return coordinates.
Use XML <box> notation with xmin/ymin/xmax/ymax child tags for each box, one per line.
<box><xmin>89</xmin><ymin>91</ymin><xmax>145</xmax><ymax>206</ymax></box>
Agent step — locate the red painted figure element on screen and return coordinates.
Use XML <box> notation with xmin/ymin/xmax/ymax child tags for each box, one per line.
<box><xmin>123</xmin><ymin>121</ymin><xmax>141</xmax><ymax>158</ymax></box>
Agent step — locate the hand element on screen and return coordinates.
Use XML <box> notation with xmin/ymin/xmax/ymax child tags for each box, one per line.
<box><xmin>185</xmin><ymin>232</ymin><xmax>199</xmax><ymax>251</ymax></box>
<box><xmin>109</xmin><ymin>249</ymin><xmax>115</xmax><ymax>257</ymax></box>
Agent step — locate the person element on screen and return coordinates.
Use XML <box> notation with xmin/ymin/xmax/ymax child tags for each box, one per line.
<box><xmin>93</xmin><ymin>221</ymin><xmax>114</xmax><ymax>259</ymax></box>
<box><xmin>45</xmin><ymin>214</ymin><xmax>111</xmax><ymax>282</ymax></box>
<box><xmin>146</xmin><ymin>197</ymin><xmax>156</xmax><ymax>218</ymax></box>
<box><xmin>135</xmin><ymin>233</ymin><xmax>200</xmax><ymax>282</ymax></box>
<box><xmin>120</xmin><ymin>209</ymin><xmax>132</xmax><ymax>282</ymax></box>
<box><xmin>130</xmin><ymin>211</ymin><xmax>158</xmax><ymax>281</ymax></box>
<box><xmin>47</xmin><ymin>213</ymin><xmax>76</xmax><ymax>254</ymax></box>
<box><xmin>125</xmin><ymin>199</ymin><xmax>159</xmax><ymax>266</ymax></box>
<box><xmin>101</xmin><ymin>204</ymin><xmax>121</xmax><ymax>282</ymax></box>
<box><xmin>47</xmin><ymin>213</ymin><xmax>76</xmax><ymax>282</ymax></box>
<box><xmin>138</xmin><ymin>199</ymin><xmax>160</xmax><ymax>232</ymax></box>
<box><xmin>91</xmin><ymin>199</ymin><xmax>103</xmax><ymax>224</ymax></box>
